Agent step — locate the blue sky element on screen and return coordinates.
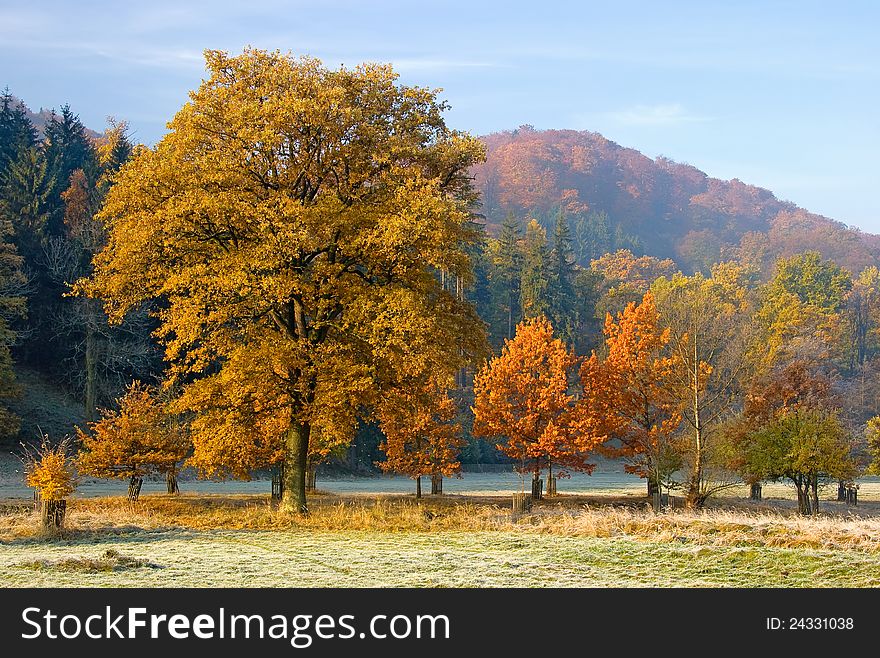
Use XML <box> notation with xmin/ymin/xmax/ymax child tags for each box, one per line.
<box><xmin>1</xmin><ymin>0</ymin><xmax>877</xmax><ymax>230</ymax></box>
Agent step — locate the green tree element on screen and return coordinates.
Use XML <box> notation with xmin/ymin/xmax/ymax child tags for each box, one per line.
<box><xmin>520</xmin><ymin>218</ymin><xmax>551</xmax><ymax>320</ymax></box>
<box><xmin>0</xmin><ymin>90</ymin><xmax>38</xmax><ymax>171</ymax></box>
<box><xmin>494</xmin><ymin>212</ymin><xmax>523</xmax><ymax>341</ymax></box>
<box><xmin>757</xmin><ymin>251</ymin><xmax>852</xmax><ymax>367</ymax></box>
<box><xmin>548</xmin><ymin>209</ymin><xmax>578</xmax><ymax>345</ymax></box>
<box><xmin>735</xmin><ymin>409</ymin><xmax>856</xmax><ymax>515</ymax></box>
<box><xmin>77</xmin><ymin>49</ymin><xmax>488</xmax><ymax>514</ymax></box>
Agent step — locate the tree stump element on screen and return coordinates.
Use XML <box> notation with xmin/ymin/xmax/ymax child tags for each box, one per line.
<box><xmin>41</xmin><ymin>499</ymin><xmax>66</xmax><ymax>531</ymax></box>
<box><xmin>750</xmin><ymin>483</ymin><xmax>762</xmax><ymax>501</ymax></box>
<box><xmin>531</xmin><ymin>476</ymin><xmax>543</xmax><ymax>501</ymax></box>
<box><xmin>127</xmin><ymin>476</ymin><xmax>143</xmax><ymax>503</ymax></box>
<box><xmin>546</xmin><ymin>476</ymin><xmax>557</xmax><ymax>496</ymax></box>
<box><xmin>431</xmin><ymin>474</ymin><xmax>443</xmax><ymax>495</ymax></box>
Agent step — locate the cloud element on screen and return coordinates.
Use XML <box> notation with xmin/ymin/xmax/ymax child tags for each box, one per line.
<box><xmin>608</xmin><ymin>103</ymin><xmax>711</xmax><ymax>126</ymax></box>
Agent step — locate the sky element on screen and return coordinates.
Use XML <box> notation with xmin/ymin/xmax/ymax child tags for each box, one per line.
<box><xmin>1</xmin><ymin>0</ymin><xmax>878</xmax><ymax>231</ymax></box>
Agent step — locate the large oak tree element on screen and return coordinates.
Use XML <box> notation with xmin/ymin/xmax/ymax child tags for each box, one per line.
<box><xmin>77</xmin><ymin>49</ymin><xmax>487</xmax><ymax>513</ymax></box>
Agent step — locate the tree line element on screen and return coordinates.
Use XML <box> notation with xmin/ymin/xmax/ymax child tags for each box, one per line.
<box><xmin>5</xmin><ymin>51</ymin><xmax>880</xmax><ymax>517</ymax></box>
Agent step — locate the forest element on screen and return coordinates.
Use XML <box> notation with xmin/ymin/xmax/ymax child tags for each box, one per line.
<box><xmin>2</xmin><ymin>50</ymin><xmax>880</xmax><ymax>528</ymax></box>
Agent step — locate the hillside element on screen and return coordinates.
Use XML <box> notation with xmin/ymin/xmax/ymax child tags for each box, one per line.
<box><xmin>472</xmin><ymin>126</ymin><xmax>880</xmax><ymax>274</ymax></box>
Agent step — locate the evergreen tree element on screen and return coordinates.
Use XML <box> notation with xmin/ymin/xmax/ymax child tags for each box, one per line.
<box><xmin>520</xmin><ymin>218</ymin><xmax>552</xmax><ymax>320</ymax></box>
<box><xmin>1</xmin><ymin>146</ymin><xmax>56</xmax><ymax>258</ymax></box>
<box><xmin>572</xmin><ymin>210</ymin><xmax>611</xmax><ymax>265</ymax></box>
<box><xmin>495</xmin><ymin>212</ymin><xmax>523</xmax><ymax>340</ymax></box>
<box><xmin>0</xmin><ymin>90</ymin><xmax>38</xmax><ymax>171</ymax></box>
<box><xmin>548</xmin><ymin>209</ymin><xmax>578</xmax><ymax>344</ymax></box>
<box><xmin>43</xmin><ymin>105</ymin><xmax>98</xmax><ymax>237</ymax></box>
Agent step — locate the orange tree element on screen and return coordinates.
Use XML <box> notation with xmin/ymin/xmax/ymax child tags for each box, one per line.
<box><xmin>472</xmin><ymin>316</ymin><xmax>606</xmax><ymax>488</ymax></box>
<box><xmin>77</xmin><ymin>381</ymin><xmax>190</xmax><ymax>500</ymax></box>
<box><xmin>75</xmin><ymin>49</ymin><xmax>487</xmax><ymax>513</ymax></box>
<box><xmin>579</xmin><ymin>292</ymin><xmax>683</xmax><ymax>497</ymax></box>
<box><xmin>376</xmin><ymin>377</ymin><xmax>463</xmax><ymax>498</ymax></box>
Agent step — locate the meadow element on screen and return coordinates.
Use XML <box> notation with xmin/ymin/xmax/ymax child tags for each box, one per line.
<box><xmin>3</xmin><ymin>459</ymin><xmax>880</xmax><ymax>588</ymax></box>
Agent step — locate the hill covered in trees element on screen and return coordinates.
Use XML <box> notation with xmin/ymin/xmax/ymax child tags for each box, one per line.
<box><xmin>473</xmin><ymin>126</ymin><xmax>880</xmax><ymax>275</ymax></box>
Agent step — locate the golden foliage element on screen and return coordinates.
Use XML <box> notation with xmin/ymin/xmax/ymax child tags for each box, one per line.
<box><xmin>74</xmin><ymin>49</ymin><xmax>488</xmax><ymax>499</ymax></box>
<box><xmin>377</xmin><ymin>378</ymin><xmax>463</xmax><ymax>479</ymax></box>
<box><xmin>77</xmin><ymin>382</ymin><xmax>190</xmax><ymax>480</ymax></box>
<box><xmin>23</xmin><ymin>435</ymin><xmax>77</xmax><ymax>501</ymax></box>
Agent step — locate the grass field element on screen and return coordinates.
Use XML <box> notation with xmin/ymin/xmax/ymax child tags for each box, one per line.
<box><xmin>2</xmin><ymin>491</ymin><xmax>880</xmax><ymax>587</ymax></box>
<box><xmin>5</xmin><ymin>526</ymin><xmax>880</xmax><ymax>588</ymax></box>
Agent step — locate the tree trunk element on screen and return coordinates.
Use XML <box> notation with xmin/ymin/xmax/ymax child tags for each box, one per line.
<box><xmin>281</xmin><ymin>420</ymin><xmax>310</xmax><ymax>514</ymax></box>
<box><xmin>647</xmin><ymin>476</ymin><xmax>659</xmax><ymax>497</ymax></box>
<box><xmin>416</xmin><ymin>475</ymin><xmax>422</xmax><ymax>499</ymax></box>
<box><xmin>686</xmin><ymin>341</ymin><xmax>704</xmax><ymax>508</ymax></box>
<box><xmin>127</xmin><ymin>476</ymin><xmax>143</xmax><ymax>503</ymax></box>
<box><xmin>837</xmin><ymin>480</ymin><xmax>847</xmax><ymax>502</ymax></box>
<box><xmin>795</xmin><ymin>479</ymin><xmax>811</xmax><ymax>516</ymax></box>
<box><xmin>41</xmin><ymin>499</ymin><xmax>66</xmax><ymax>531</ymax></box>
<box><xmin>305</xmin><ymin>464</ymin><xmax>317</xmax><ymax>492</ymax></box>
<box><xmin>166</xmin><ymin>471</ymin><xmax>179</xmax><ymax>495</ymax></box>
<box><xmin>431</xmin><ymin>474</ymin><xmax>442</xmax><ymax>495</ymax></box>
<box><xmin>810</xmin><ymin>477</ymin><xmax>820</xmax><ymax>516</ymax></box>
<box><xmin>84</xmin><ymin>323</ymin><xmax>97</xmax><ymax>423</ymax></box>
<box><xmin>749</xmin><ymin>482</ymin><xmax>762</xmax><ymax>501</ymax></box>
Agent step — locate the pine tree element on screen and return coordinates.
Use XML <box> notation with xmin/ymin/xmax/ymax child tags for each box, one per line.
<box><xmin>43</xmin><ymin>105</ymin><xmax>98</xmax><ymax>237</ymax></box>
<box><xmin>0</xmin><ymin>90</ymin><xmax>38</xmax><ymax>171</ymax></box>
<box><xmin>495</xmin><ymin>212</ymin><xmax>522</xmax><ymax>340</ymax></box>
<box><xmin>520</xmin><ymin>219</ymin><xmax>551</xmax><ymax>320</ymax></box>
<box><xmin>549</xmin><ymin>209</ymin><xmax>578</xmax><ymax>344</ymax></box>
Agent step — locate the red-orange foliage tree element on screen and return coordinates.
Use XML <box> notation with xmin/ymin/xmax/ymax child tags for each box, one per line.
<box><xmin>579</xmin><ymin>292</ymin><xmax>683</xmax><ymax>497</ymax></box>
<box><xmin>376</xmin><ymin>379</ymin><xmax>463</xmax><ymax>498</ymax></box>
<box><xmin>472</xmin><ymin>316</ymin><xmax>606</xmax><ymax>490</ymax></box>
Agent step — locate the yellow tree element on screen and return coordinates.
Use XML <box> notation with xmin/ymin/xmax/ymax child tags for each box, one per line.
<box><xmin>23</xmin><ymin>435</ymin><xmax>77</xmax><ymax>530</ymax></box>
<box><xmin>77</xmin><ymin>382</ymin><xmax>190</xmax><ymax>501</ymax></box>
<box><xmin>651</xmin><ymin>263</ymin><xmax>757</xmax><ymax>507</ymax></box>
<box><xmin>377</xmin><ymin>378</ymin><xmax>463</xmax><ymax>498</ymax></box>
<box><xmin>473</xmin><ymin>316</ymin><xmax>604</xmax><ymax>492</ymax></box>
<box><xmin>580</xmin><ymin>292</ymin><xmax>683</xmax><ymax>497</ymax></box>
<box><xmin>76</xmin><ymin>49</ymin><xmax>487</xmax><ymax>513</ymax></box>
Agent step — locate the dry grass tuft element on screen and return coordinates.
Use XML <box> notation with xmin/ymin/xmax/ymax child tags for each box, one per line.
<box><xmin>17</xmin><ymin>549</ymin><xmax>160</xmax><ymax>572</ymax></box>
<box><xmin>2</xmin><ymin>493</ymin><xmax>880</xmax><ymax>553</ymax></box>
